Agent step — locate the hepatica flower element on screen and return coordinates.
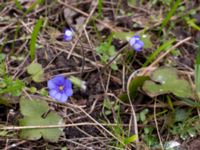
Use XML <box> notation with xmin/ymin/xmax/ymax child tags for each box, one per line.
<box><xmin>129</xmin><ymin>35</ymin><xmax>144</xmax><ymax>51</ymax></box>
<box><xmin>48</xmin><ymin>76</ymin><xmax>73</xmax><ymax>103</ymax></box>
<box><xmin>64</xmin><ymin>29</ymin><xmax>73</xmax><ymax>41</ymax></box>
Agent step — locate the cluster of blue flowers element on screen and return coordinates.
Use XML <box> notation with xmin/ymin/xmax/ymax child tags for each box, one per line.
<box><xmin>48</xmin><ymin>29</ymin><xmax>144</xmax><ymax>103</ymax></box>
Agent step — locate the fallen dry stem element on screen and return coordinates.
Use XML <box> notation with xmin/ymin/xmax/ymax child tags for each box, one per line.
<box><xmin>0</xmin><ymin>122</ymin><xmax>125</xmax><ymax>130</ymax></box>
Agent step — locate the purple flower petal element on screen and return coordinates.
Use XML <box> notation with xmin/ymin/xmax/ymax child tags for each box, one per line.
<box><xmin>48</xmin><ymin>80</ymin><xmax>57</xmax><ymax>89</ymax></box>
<box><xmin>51</xmin><ymin>76</ymin><xmax>65</xmax><ymax>86</ymax></box>
<box><xmin>65</xmin><ymin>89</ymin><xmax>73</xmax><ymax>97</ymax></box>
<box><xmin>137</xmin><ymin>40</ymin><xmax>144</xmax><ymax>47</ymax></box>
<box><xmin>64</xmin><ymin>35</ymin><xmax>72</xmax><ymax>41</ymax></box>
<box><xmin>129</xmin><ymin>37</ymin><xmax>136</xmax><ymax>46</ymax></box>
<box><xmin>64</xmin><ymin>79</ymin><xmax>72</xmax><ymax>89</ymax></box>
<box><xmin>59</xmin><ymin>93</ymin><xmax>69</xmax><ymax>103</ymax></box>
<box><xmin>65</xmin><ymin>30</ymin><xmax>73</xmax><ymax>36</ymax></box>
<box><xmin>64</xmin><ymin>29</ymin><xmax>73</xmax><ymax>41</ymax></box>
<box><xmin>49</xmin><ymin>90</ymin><xmax>58</xmax><ymax>98</ymax></box>
<box><xmin>133</xmin><ymin>35</ymin><xmax>140</xmax><ymax>40</ymax></box>
<box><xmin>133</xmin><ymin>43</ymin><xmax>143</xmax><ymax>51</ymax></box>
<box><xmin>54</xmin><ymin>92</ymin><xmax>62</xmax><ymax>101</ymax></box>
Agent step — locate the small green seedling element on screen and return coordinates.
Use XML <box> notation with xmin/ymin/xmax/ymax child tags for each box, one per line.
<box><xmin>96</xmin><ymin>41</ymin><xmax>118</xmax><ymax>70</ymax></box>
<box><xmin>0</xmin><ymin>77</ymin><xmax>24</xmax><ymax>96</ymax></box>
<box><xmin>169</xmin><ymin>109</ymin><xmax>199</xmax><ymax>140</ymax></box>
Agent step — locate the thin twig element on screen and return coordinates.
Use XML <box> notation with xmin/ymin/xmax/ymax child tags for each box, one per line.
<box><xmin>127</xmin><ymin>70</ymin><xmax>140</xmax><ymax>150</ymax></box>
<box><xmin>0</xmin><ymin>122</ymin><xmax>125</xmax><ymax>130</ymax></box>
<box><xmin>154</xmin><ymin>100</ymin><xmax>164</xmax><ymax>150</ymax></box>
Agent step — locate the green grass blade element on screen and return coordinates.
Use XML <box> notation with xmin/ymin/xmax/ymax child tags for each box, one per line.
<box><xmin>26</xmin><ymin>0</ymin><xmax>44</xmax><ymax>14</ymax></box>
<box><xmin>15</xmin><ymin>0</ymin><xmax>24</xmax><ymax>11</ymax></box>
<box><xmin>29</xmin><ymin>18</ymin><xmax>43</xmax><ymax>61</ymax></box>
<box><xmin>15</xmin><ymin>0</ymin><xmax>44</xmax><ymax>15</ymax></box>
<box><xmin>142</xmin><ymin>39</ymin><xmax>176</xmax><ymax>67</ymax></box>
<box><xmin>97</xmin><ymin>0</ymin><xmax>103</xmax><ymax>18</ymax></box>
<box><xmin>182</xmin><ymin>98</ymin><xmax>200</xmax><ymax>108</ymax></box>
<box><xmin>195</xmin><ymin>40</ymin><xmax>200</xmax><ymax>97</ymax></box>
<box><xmin>159</xmin><ymin>0</ymin><xmax>181</xmax><ymax>34</ymax></box>
<box><xmin>187</xmin><ymin>18</ymin><xmax>200</xmax><ymax>31</ymax></box>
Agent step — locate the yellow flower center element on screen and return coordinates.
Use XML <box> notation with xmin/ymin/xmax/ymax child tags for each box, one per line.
<box><xmin>59</xmin><ymin>86</ymin><xmax>64</xmax><ymax>91</ymax></box>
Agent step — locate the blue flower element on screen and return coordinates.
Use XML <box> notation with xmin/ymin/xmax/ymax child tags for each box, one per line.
<box><xmin>64</xmin><ymin>29</ymin><xmax>73</xmax><ymax>41</ymax></box>
<box><xmin>48</xmin><ymin>76</ymin><xmax>73</xmax><ymax>103</ymax></box>
<box><xmin>129</xmin><ymin>35</ymin><xmax>144</xmax><ymax>51</ymax></box>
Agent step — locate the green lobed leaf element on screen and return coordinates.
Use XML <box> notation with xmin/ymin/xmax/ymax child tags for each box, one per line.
<box><xmin>20</xmin><ymin>98</ymin><xmax>49</xmax><ymax>117</ymax></box>
<box><xmin>27</xmin><ymin>62</ymin><xmax>44</xmax><ymax>82</ymax></box>
<box><xmin>20</xmin><ymin>112</ymin><xmax>63</xmax><ymax>142</ymax></box>
<box><xmin>27</xmin><ymin>62</ymin><xmax>43</xmax><ymax>75</ymax></box>
<box><xmin>142</xmin><ymin>67</ymin><xmax>194</xmax><ymax>99</ymax></box>
<box><xmin>40</xmin><ymin>112</ymin><xmax>63</xmax><ymax>142</ymax></box>
<box><xmin>140</xmin><ymin>34</ymin><xmax>153</xmax><ymax>49</ymax></box>
<box><xmin>19</xmin><ymin>116</ymin><xmax>43</xmax><ymax>140</ymax></box>
<box><xmin>19</xmin><ymin>98</ymin><xmax>63</xmax><ymax>142</ymax></box>
<box><xmin>113</xmin><ymin>31</ymin><xmax>134</xmax><ymax>41</ymax></box>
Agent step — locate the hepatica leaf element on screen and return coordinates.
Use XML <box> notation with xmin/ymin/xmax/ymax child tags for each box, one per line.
<box><xmin>119</xmin><ymin>76</ymin><xmax>149</xmax><ymax>102</ymax></box>
<box><xmin>113</xmin><ymin>31</ymin><xmax>134</xmax><ymax>41</ymax></box>
<box><xmin>142</xmin><ymin>67</ymin><xmax>194</xmax><ymax>99</ymax></box>
<box><xmin>27</xmin><ymin>62</ymin><xmax>44</xmax><ymax>82</ymax></box>
<box><xmin>20</xmin><ymin>98</ymin><xmax>49</xmax><ymax>117</ymax></box>
<box><xmin>19</xmin><ymin>98</ymin><xmax>63</xmax><ymax>142</ymax></box>
<box><xmin>140</xmin><ymin>34</ymin><xmax>153</xmax><ymax>48</ymax></box>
